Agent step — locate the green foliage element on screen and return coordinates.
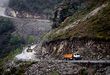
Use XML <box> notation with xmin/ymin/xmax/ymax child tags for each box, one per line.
<box><xmin>0</xmin><ymin>17</ymin><xmax>15</xmax><ymax>57</ymax></box>
<box><xmin>0</xmin><ymin>17</ymin><xmax>14</xmax><ymax>34</ymax></box>
<box><xmin>0</xmin><ymin>17</ymin><xmax>24</xmax><ymax>58</ymax></box>
<box><xmin>52</xmin><ymin>0</ymin><xmax>108</xmax><ymax>28</ymax></box>
<box><xmin>0</xmin><ymin>48</ymin><xmax>22</xmax><ymax>74</ymax></box>
<box><xmin>0</xmin><ymin>17</ymin><xmax>26</xmax><ymax>75</ymax></box>
<box><xmin>2</xmin><ymin>48</ymin><xmax>22</xmax><ymax>63</ymax></box>
<box><xmin>44</xmin><ymin>1</ymin><xmax>110</xmax><ymax>41</ymax></box>
<box><xmin>9</xmin><ymin>35</ymin><xmax>22</xmax><ymax>45</ymax></box>
<box><xmin>85</xmin><ymin>2</ymin><xmax>110</xmax><ymax>39</ymax></box>
<box><xmin>27</xmin><ymin>35</ymin><xmax>35</xmax><ymax>44</ymax></box>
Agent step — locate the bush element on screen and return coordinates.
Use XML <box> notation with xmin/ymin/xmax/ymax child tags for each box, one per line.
<box><xmin>9</xmin><ymin>35</ymin><xmax>21</xmax><ymax>45</ymax></box>
<box><xmin>0</xmin><ymin>17</ymin><xmax>14</xmax><ymax>34</ymax></box>
<box><xmin>27</xmin><ymin>35</ymin><xmax>35</xmax><ymax>44</ymax></box>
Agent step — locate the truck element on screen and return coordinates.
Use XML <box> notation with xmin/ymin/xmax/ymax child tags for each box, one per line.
<box><xmin>63</xmin><ymin>53</ymin><xmax>81</xmax><ymax>60</ymax></box>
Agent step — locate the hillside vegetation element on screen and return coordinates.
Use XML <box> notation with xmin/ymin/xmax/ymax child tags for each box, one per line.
<box><xmin>44</xmin><ymin>0</ymin><xmax>110</xmax><ymax>41</ymax></box>
<box><xmin>0</xmin><ymin>17</ymin><xmax>25</xmax><ymax>74</ymax></box>
<box><xmin>0</xmin><ymin>17</ymin><xmax>24</xmax><ymax>58</ymax></box>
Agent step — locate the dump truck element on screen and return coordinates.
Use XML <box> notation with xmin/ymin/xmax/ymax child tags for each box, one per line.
<box><xmin>63</xmin><ymin>53</ymin><xmax>81</xmax><ymax>60</ymax></box>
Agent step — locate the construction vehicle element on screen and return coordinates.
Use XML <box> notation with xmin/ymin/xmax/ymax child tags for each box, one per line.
<box><xmin>63</xmin><ymin>53</ymin><xmax>81</xmax><ymax>60</ymax></box>
<box><xmin>63</xmin><ymin>44</ymin><xmax>81</xmax><ymax>60</ymax></box>
<box><xmin>63</xmin><ymin>53</ymin><xmax>73</xmax><ymax>60</ymax></box>
<box><xmin>27</xmin><ymin>45</ymin><xmax>33</xmax><ymax>52</ymax></box>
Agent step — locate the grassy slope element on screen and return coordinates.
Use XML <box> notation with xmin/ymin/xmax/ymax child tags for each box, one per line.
<box><xmin>44</xmin><ymin>1</ymin><xmax>110</xmax><ymax>41</ymax></box>
<box><xmin>70</xmin><ymin>3</ymin><xmax>110</xmax><ymax>39</ymax></box>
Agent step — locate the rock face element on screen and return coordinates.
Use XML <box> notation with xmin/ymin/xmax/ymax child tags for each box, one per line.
<box><xmin>52</xmin><ymin>0</ymin><xmax>106</xmax><ymax>28</ymax></box>
<box><xmin>42</xmin><ymin>38</ymin><xmax>110</xmax><ymax>60</ymax></box>
<box><xmin>52</xmin><ymin>0</ymin><xmax>84</xmax><ymax>28</ymax></box>
<box><xmin>8</xmin><ymin>0</ymin><xmax>63</xmax><ymax>19</ymax></box>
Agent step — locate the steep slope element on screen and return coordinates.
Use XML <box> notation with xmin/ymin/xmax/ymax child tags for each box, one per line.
<box><xmin>0</xmin><ymin>0</ymin><xmax>110</xmax><ymax>75</ymax></box>
<box><xmin>52</xmin><ymin>0</ymin><xmax>107</xmax><ymax>28</ymax></box>
<box><xmin>41</xmin><ymin>0</ymin><xmax>110</xmax><ymax>60</ymax></box>
<box><xmin>44</xmin><ymin>1</ymin><xmax>110</xmax><ymax>41</ymax></box>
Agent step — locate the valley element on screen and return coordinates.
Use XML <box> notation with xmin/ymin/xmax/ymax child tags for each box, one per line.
<box><xmin>0</xmin><ymin>0</ymin><xmax>110</xmax><ymax>75</ymax></box>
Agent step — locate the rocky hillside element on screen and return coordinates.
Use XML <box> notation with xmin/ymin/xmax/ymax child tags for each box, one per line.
<box><xmin>42</xmin><ymin>0</ymin><xmax>110</xmax><ymax>59</ymax></box>
<box><xmin>7</xmin><ymin>0</ymin><xmax>63</xmax><ymax>18</ymax></box>
<box><xmin>25</xmin><ymin>0</ymin><xmax>110</xmax><ymax>74</ymax></box>
<box><xmin>45</xmin><ymin>0</ymin><xmax>110</xmax><ymax>41</ymax></box>
<box><xmin>0</xmin><ymin>0</ymin><xmax>110</xmax><ymax>75</ymax></box>
<box><xmin>42</xmin><ymin>38</ymin><xmax>110</xmax><ymax>60</ymax></box>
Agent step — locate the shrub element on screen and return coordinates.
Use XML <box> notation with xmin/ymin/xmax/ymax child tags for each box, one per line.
<box><xmin>0</xmin><ymin>17</ymin><xmax>14</xmax><ymax>34</ymax></box>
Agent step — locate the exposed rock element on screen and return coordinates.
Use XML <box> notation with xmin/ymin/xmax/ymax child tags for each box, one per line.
<box><xmin>42</xmin><ymin>38</ymin><xmax>110</xmax><ymax>60</ymax></box>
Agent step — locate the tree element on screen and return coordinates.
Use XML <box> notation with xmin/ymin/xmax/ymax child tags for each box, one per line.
<box><xmin>9</xmin><ymin>35</ymin><xmax>21</xmax><ymax>45</ymax></box>
<box><xmin>0</xmin><ymin>17</ymin><xmax>14</xmax><ymax>34</ymax></box>
<box><xmin>27</xmin><ymin>35</ymin><xmax>35</xmax><ymax>44</ymax></box>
